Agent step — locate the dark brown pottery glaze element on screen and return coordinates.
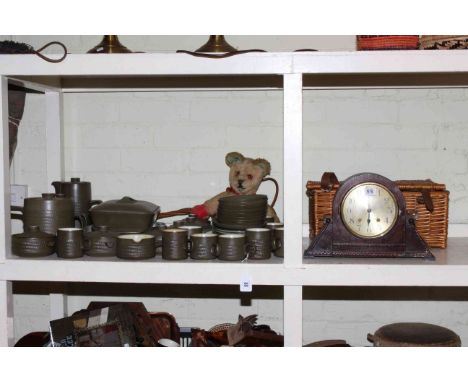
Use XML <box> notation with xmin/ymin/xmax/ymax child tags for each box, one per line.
<box><xmin>179</xmin><ymin>225</ymin><xmax>202</xmax><ymax>238</ymax></box>
<box><xmin>162</xmin><ymin>229</ymin><xmax>188</xmax><ymax>260</ymax></box>
<box><xmin>143</xmin><ymin>224</ymin><xmax>167</xmax><ymax>254</ymax></box>
<box><xmin>57</xmin><ymin>228</ymin><xmax>84</xmax><ymax>259</ymax></box>
<box><xmin>267</xmin><ymin>222</ymin><xmax>284</xmax><ymax>244</ymax></box>
<box><xmin>11</xmin><ymin>225</ymin><xmax>56</xmax><ymax>257</ymax></box>
<box><xmin>368</xmin><ymin>322</ymin><xmax>461</xmax><ymax>347</ymax></box>
<box><xmin>90</xmin><ymin>196</ymin><xmax>160</xmax><ymax>233</ymax></box>
<box><xmin>171</xmin><ymin>220</ymin><xmax>183</xmax><ymax>228</ymax></box>
<box><xmin>190</xmin><ymin>233</ymin><xmax>218</xmax><ymax>260</ymax></box>
<box><xmin>217</xmin><ymin>234</ymin><xmax>246</xmax><ymax>261</ymax></box>
<box><xmin>11</xmin><ymin>193</ymin><xmax>77</xmax><ymax>235</ymax></box>
<box><xmin>83</xmin><ymin>226</ymin><xmax>118</xmax><ymax>257</ymax></box>
<box><xmin>245</xmin><ymin>228</ymin><xmax>272</xmax><ymax>260</ymax></box>
<box><xmin>272</xmin><ymin>227</ymin><xmax>284</xmax><ymax>258</ymax></box>
<box><xmin>267</xmin><ymin>222</ymin><xmax>284</xmax><ymax>231</ymax></box>
<box><xmin>216</xmin><ymin>194</ymin><xmax>268</xmax><ymax>229</ymax></box>
<box><xmin>171</xmin><ymin>214</ymin><xmax>212</xmax><ymax>232</ymax></box>
<box><xmin>52</xmin><ymin>178</ymin><xmax>102</xmax><ymax>224</ymax></box>
<box><xmin>117</xmin><ymin>234</ymin><xmax>156</xmax><ymax>260</ymax></box>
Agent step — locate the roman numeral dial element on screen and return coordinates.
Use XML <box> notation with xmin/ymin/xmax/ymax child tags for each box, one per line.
<box><xmin>340</xmin><ymin>182</ymin><xmax>398</xmax><ymax>238</ymax></box>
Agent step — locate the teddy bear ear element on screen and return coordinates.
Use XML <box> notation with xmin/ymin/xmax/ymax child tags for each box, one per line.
<box><xmin>253</xmin><ymin>158</ymin><xmax>271</xmax><ymax>177</ymax></box>
<box><xmin>225</xmin><ymin>152</ymin><xmax>245</xmax><ymax>167</ymax></box>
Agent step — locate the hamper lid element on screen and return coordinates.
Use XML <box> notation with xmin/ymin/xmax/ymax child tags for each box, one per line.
<box><xmin>394</xmin><ymin>179</ymin><xmax>446</xmax><ymax>191</ymax></box>
<box><xmin>306</xmin><ymin>174</ymin><xmax>447</xmax><ymax>192</ymax></box>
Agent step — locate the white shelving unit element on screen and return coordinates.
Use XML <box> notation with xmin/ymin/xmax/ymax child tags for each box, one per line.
<box><xmin>1</xmin><ymin>51</ymin><xmax>468</xmax><ymax>347</ymax></box>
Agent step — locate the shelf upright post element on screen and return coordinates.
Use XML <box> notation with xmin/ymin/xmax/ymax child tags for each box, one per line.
<box><xmin>0</xmin><ymin>76</ymin><xmax>11</xmax><ymax>264</ymax></box>
<box><xmin>0</xmin><ymin>281</ymin><xmax>13</xmax><ymax>346</ymax></box>
<box><xmin>283</xmin><ymin>73</ymin><xmax>303</xmax><ymax>346</ymax></box>
<box><xmin>45</xmin><ymin>90</ymin><xmax>67</xmax><ymax>320</ymax></box>
<box><xmin>0</xmin><ymin>76</ymin><xmax>14</xmax><ymax>346</ymax></box>
<box><xmin>45</xmin><ymin>90</ymin><xmax>64</xmax><ymax>185</ymax></box>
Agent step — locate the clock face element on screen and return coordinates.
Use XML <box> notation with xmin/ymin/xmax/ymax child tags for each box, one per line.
<box><xmin>340</xmin><ymin>182</ymin><xmax>398</xmax><ymax>238</ymax></box>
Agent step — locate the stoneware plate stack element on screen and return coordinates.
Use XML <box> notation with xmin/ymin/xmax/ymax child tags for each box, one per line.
<box><xmin>213</xmin><ymin>195</ymin><xmax>268</xmax><ymax>233</ymax></box>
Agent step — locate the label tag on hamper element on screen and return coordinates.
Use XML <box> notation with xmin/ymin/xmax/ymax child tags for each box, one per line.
<box><xmin>240</xmin><ymin>274</ymin><xmax>252</xmax><ymax>292</ymax></box>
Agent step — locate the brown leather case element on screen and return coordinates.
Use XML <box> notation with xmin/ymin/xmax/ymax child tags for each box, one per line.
<box><xmin>86</xmin><ymin>302</ymin><xmax>180</xmax><ymax>346</ymax></box>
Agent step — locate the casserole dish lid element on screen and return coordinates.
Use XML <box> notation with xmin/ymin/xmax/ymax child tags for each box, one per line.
<box><xmin>91</xmin><ymin>196</ymin><xmax>160</xmax><ymax>215</ymax></box>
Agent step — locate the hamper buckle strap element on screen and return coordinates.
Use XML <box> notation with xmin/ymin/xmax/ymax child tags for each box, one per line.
<box><xmin>416</xmin><ymin>189</ymin><xmax>435</xmax><ymax>213</ymax></box>
<box><xmin>320</xmin><ymin>172</ymin><xmax>339</xmax><ymax>191</ymax></box>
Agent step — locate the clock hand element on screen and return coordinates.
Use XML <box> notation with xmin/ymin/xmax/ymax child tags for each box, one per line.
<box><xmin>367</xmin><ymin>198</ymin><xmax>371</xmax><ymax>225</ymax></box>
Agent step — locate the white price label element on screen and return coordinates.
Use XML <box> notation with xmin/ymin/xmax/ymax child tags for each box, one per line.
<box><xmin>240</xmin><ymin>274</ymin><xmax>252</xmax><ymax>292</ymax></box>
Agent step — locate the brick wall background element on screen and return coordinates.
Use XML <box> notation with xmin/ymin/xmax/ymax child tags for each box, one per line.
<box><xmin>5</xmin><ymin>35</ymin><xmax>468</xmax><ymax>346</ymax></box>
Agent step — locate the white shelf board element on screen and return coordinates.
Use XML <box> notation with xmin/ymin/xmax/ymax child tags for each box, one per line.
<box><xmin>293</xmin><ymin>50</ymin><xmax>468</xmax><ymax>74</ymax></box>
<box><xmin>0</xmin><ymin>53</ymin><xmax>293</xmax><ymax>77</ymax></box>
<box><xmin>0</xmin><ymin>255</ymin><xmax>284</xmax><ymax>285</ymax></box>
<box><xmin>3</xmin><ymin>238</ymin><xmax>468</xmax><ymax>287</ymax></box>
<box><xmin>3</xmin><ymin>51</ymin><xmax>468</xmax><ymax>92</ymax></box>
<box><xmin>298</xmin><ymin>237</ymin><xmax>468</xmax><ymax>287</ymax></box>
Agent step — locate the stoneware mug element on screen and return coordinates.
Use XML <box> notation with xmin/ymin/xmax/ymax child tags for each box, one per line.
<box><xmin>267</xmin><ymin>222</ymin><xmax>284</xmax><ymax>234</ymax></box>
<box><xmin>272</xmin><ymin>227</ymin><xmax>284</xmax><ymax>258</ymax></box>
<box><xmin>245</xmin><ymin>228</ymin><xmax>272</xmax><ymax>260</ymax></box>
<box><xmin>179</xmin><ymin>225</ymin><xmax>202</xmax><ymax>239</ymax></box>
<box><xmin>57</xmin><ymin>227</ymin><xmax>84</xmax><ymax>259</ymax></box>
<box><xmin>217</xmin><ymin>234</ymin><xmax>246</xmax><ymax>261</ymax></box>
<box><xmin>190</xmin><ymin>232</ymin><xmax>218</xmax><ymax>260</ymax></box>
<box><xmin>267</xmin><ymin>222</ymin><xmax>284</xmax><ymax>248</ymax></box>
<box><xmin>162</xmin><ymin>228</ymin><xmax>189</xmax><ymax>260</ymax></box>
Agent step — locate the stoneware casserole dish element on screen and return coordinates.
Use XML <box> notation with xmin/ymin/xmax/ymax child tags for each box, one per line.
<box><xmin>90</xmin><ymin>196</ymin><xmax>160</xmax><ymax>233</ymax></box>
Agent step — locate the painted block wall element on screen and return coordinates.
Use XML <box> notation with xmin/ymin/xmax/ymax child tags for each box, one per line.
<box><xmin>5</xmin><ymin>35</ymin><xmax>468</xmax><ymax>346</ymax></box>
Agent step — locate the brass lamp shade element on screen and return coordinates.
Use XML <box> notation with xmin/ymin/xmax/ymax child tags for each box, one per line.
<box><xmin>195</xmin><ymin>35</ymin><xmax>237</xmax><ymax>53</ymax></box>
<box><xmin>87</xmin><ymin>35</ymin><xmax>132</xmax><ymax>53</ymax></box>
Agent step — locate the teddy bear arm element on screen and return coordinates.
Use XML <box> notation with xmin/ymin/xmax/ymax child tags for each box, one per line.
<box><xmin>203</xmin><ymin>191</ymin><xmax>230</xmax><ymax>216</ymax></box>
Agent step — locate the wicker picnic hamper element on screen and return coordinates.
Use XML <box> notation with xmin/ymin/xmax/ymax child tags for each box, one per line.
<box><xmin>357</xmin><ymin>35</ymin><xmax>419</xmax><ymax>50</ymax></box>
<box><xmin>420</xmin><ymin>35</ymin><xmax>468</xmax><ymax>50</ymax></box>
<box><xmin>306</xmin><ymin>172</ymin><xmax>449</xmax><ymax>248</ymax></box>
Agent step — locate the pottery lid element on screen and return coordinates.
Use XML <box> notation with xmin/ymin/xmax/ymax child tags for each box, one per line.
<box><xmin>14</xmin><ymin>226</ymin><xmax>55</xmax><ymax>239</ymax></box>
<box><xmin>84</xmin><ymin>225</ymin><xmax>118</xmax><ymax>239</ymax></box>
<box><xmin>38</xmin><ymin>193</ymin><xmax>69</xmax><ymax>200</ymax></box>
<box><xmin>371</xmin><ymin>322</ymin><xmax>461</xmax><ymax>346</ymax></box>
<box><xmin>52</xmin><ymin>177</ymin><xmax>90</xmax><ymax>185</ymax></box>
<box><xmin>91</xmin><ymin>196</ymin><xmax>160</xmax><ymax>215</ymax></box>
<box><xmin>67</xmin><ymin>177</ymin><xmax>91</xmax><ymax>185</ymax></box>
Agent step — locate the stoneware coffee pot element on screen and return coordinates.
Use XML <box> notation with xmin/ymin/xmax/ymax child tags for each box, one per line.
<box><xmin>52</xmin><ymin>177</ymin><xmax>102</xmax><ymax>224</ymax></box>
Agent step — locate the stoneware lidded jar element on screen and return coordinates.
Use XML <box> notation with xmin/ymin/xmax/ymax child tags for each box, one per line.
<box><xmin>83</xmin><ymin>225</ymin><xmax>118</xmax><ymax>257</ymax></box>
<box><xmin>11</xmin><ymin>193</ymin><xmax>77</xmax><ymax>235</ymax></box>
<box><xmin>12</xmin><ymin>225</ymin><xmax>56</xmax><ymax>257</ymax></box>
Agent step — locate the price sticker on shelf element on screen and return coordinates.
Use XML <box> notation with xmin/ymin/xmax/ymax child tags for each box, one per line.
<box><xmin>240</xmin><ymin>274</ymin><xmax>252</xmax><ymax>292</ymax></box>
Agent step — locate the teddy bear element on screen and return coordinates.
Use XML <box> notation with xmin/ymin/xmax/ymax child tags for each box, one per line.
<box><xmin>191</xmin><ymin>151</ymin><xmax>279</xmax><ymax>222</ymax></box>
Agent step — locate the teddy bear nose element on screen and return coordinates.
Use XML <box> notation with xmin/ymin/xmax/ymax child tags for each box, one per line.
<box><xmin>238</xmin><ymin>179</ymin><xmax>244</xmax><ymax>187</ymax></box>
